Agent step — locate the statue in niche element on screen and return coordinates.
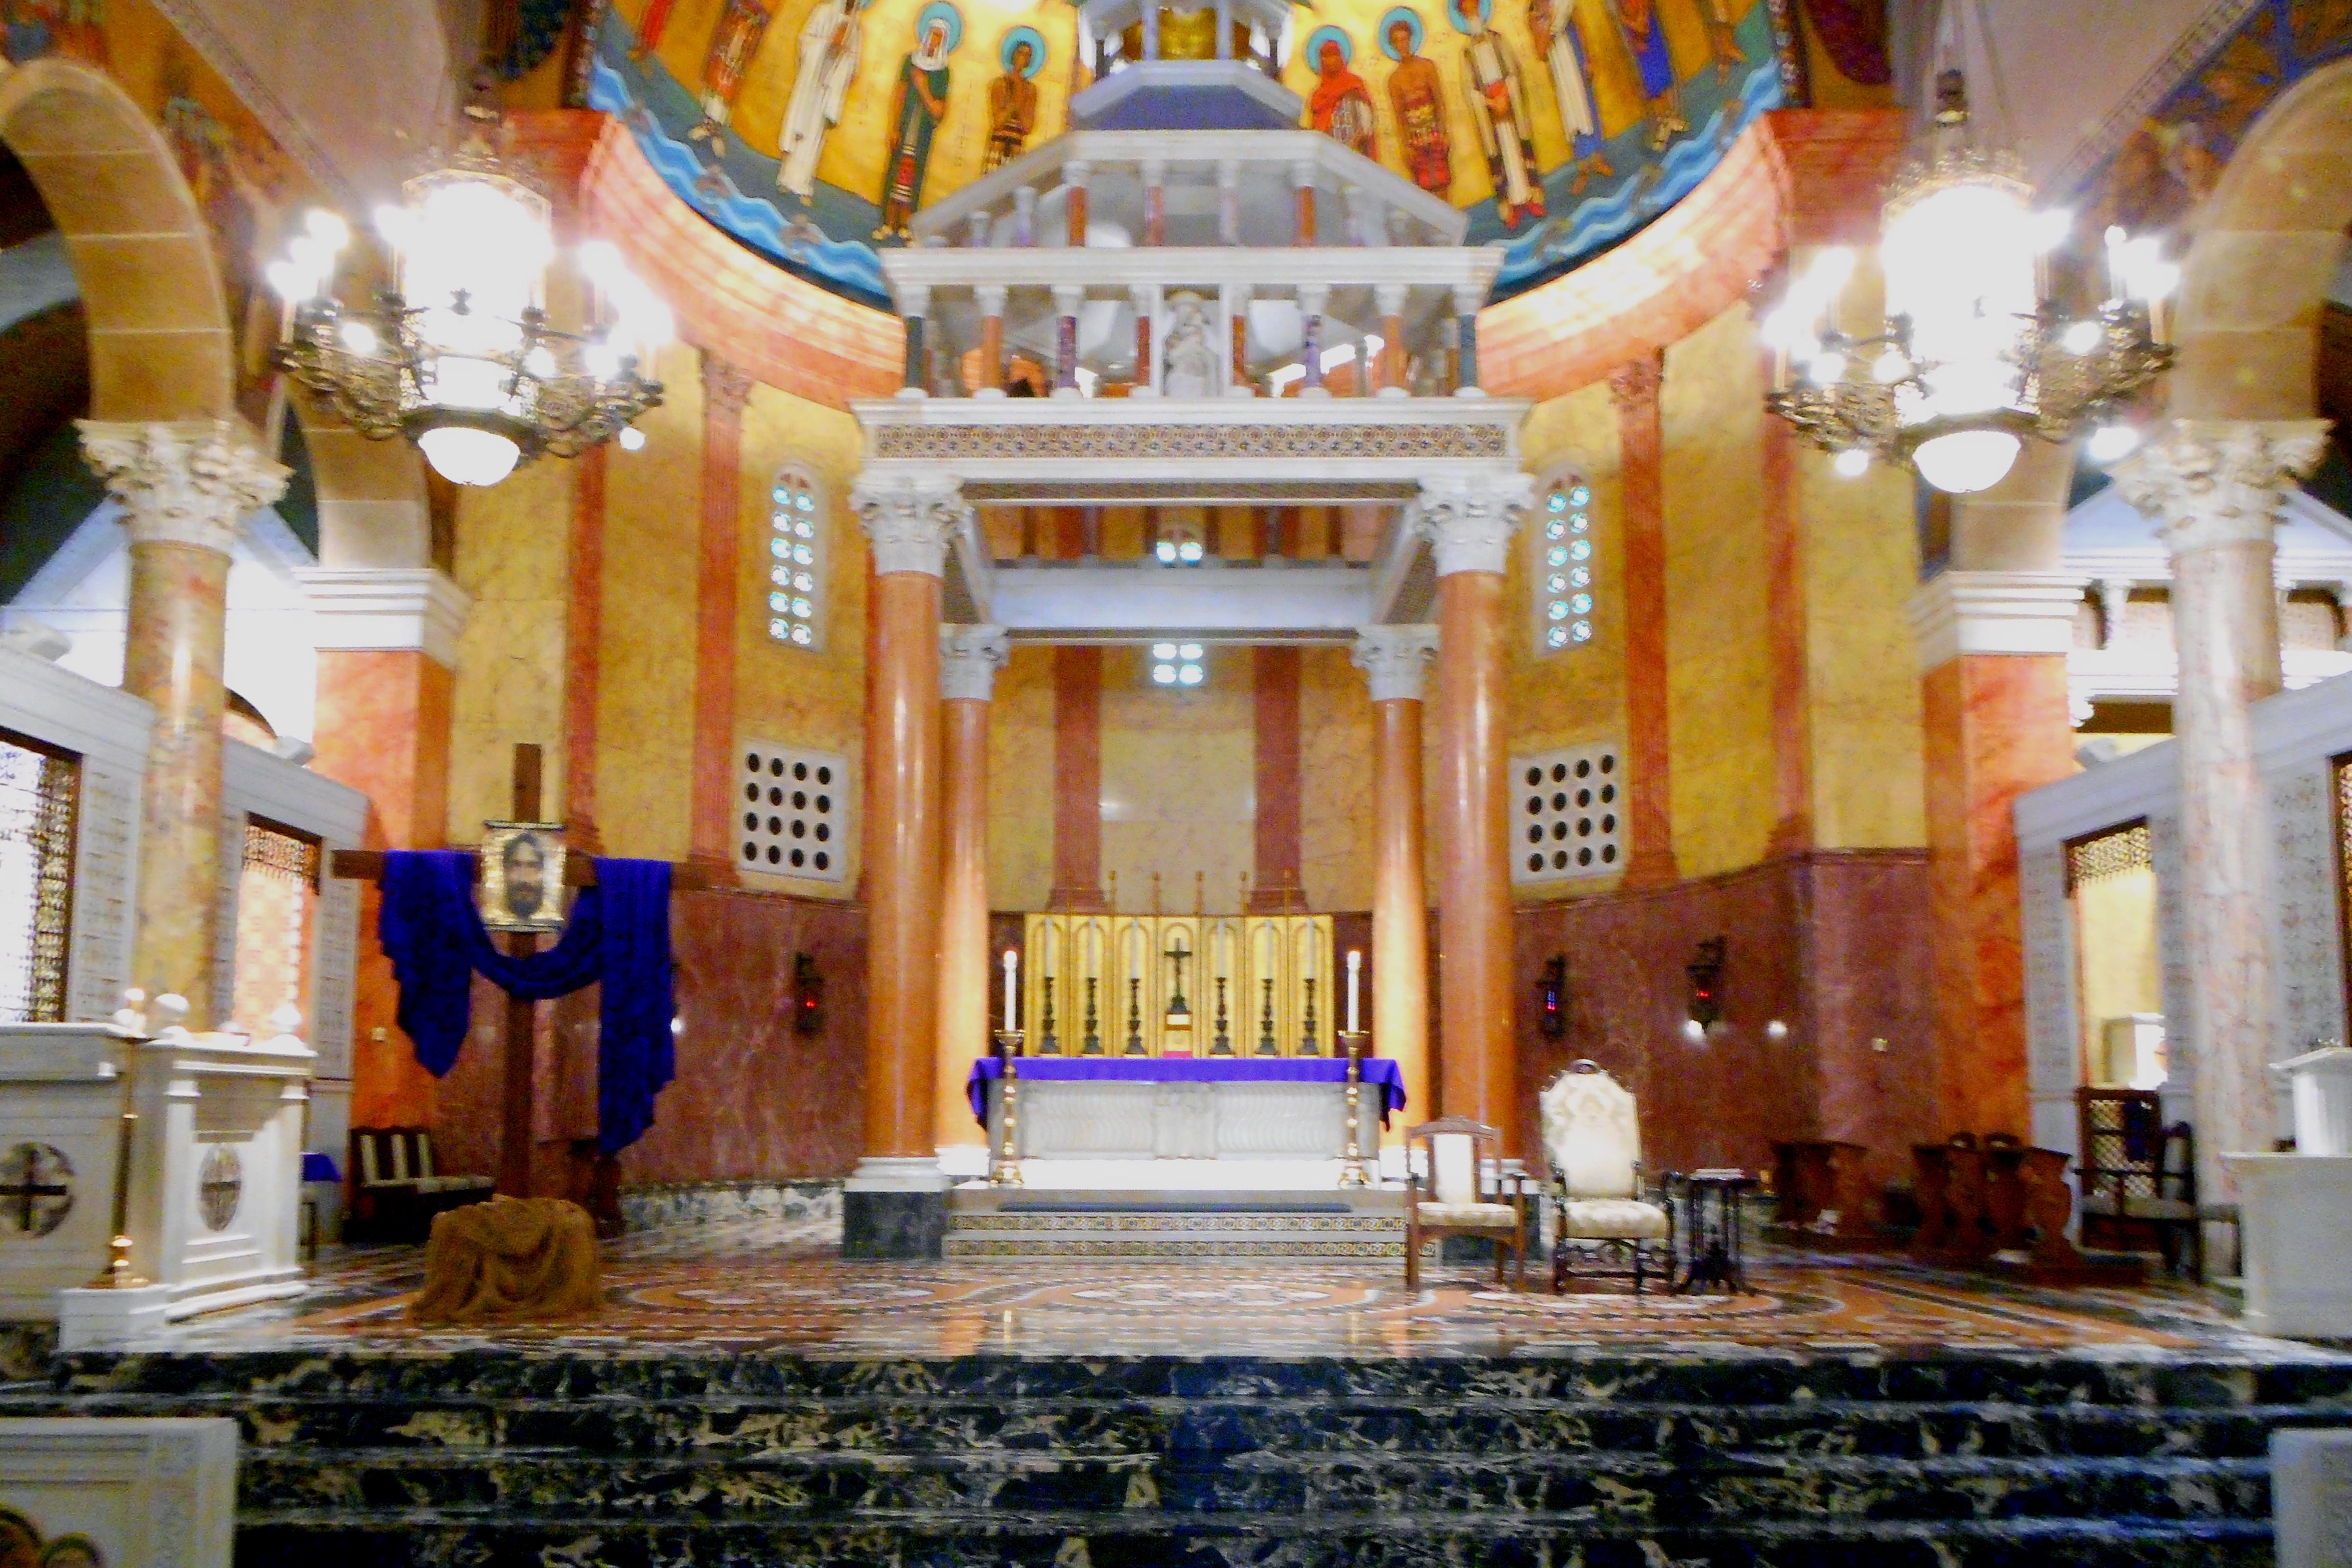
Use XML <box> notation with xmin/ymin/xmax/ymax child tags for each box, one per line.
<box><xmin>1450</xmin><ymin>0</ymin><xmax>1545</xmax><ymax>230</ymax></box>
<box><xmin>1161</xmin><ymin>293</ymin><xmax>1219</xmax><ymax>398</ymax></box>
<box><xmin>1528</xmin><ymin>0</ymin><xmax>1615</xmax><ymax>193</ymax></box>
<box><xmin>777</xmin><ymin>0</ymin><xmax>862</xmax><ymax>201</ymax></box>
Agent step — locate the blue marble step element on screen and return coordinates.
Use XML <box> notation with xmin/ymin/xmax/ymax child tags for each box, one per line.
<box><xmin>225</xmin><ymin>1511</ymin><xmax>2278</xmax><ymax>1568</ymax></box>
<box><xmin>232</xmin><ymin>1447</ymin><xmax>2273</xmax><ymax>1521</ymax></box>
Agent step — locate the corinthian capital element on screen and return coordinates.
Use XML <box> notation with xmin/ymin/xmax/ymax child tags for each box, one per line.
<box><xmin>700</xmin><ymin>355</ymin><xmax>756</xmax><ymax>419</ymax></box>
<box><xmin>1411</xmin><ymin>472</ymin><xmax>1532</xmax><ymax>577</ymax></box>
<box><xmin>77</xmin><ymin>420</ymin><xmax>288</xmax><ymax>554</ymax></box>
<box><xmin>939</xmin><ymin>623</ymin><xmax>1010</xmax><ymax>701</ymax></box>
<box><xmin>853</xmin><ymin>476</ymin><xmax>967</xmax><ymax>577</ymax></box>
<box><xmin>2112</xmin><ymin>419</ymin><xmax>2331</xmax><ymax>557</ymax></box>
<box><xmin>1351</xmin><ymin>625</ymin><xmax>1438</xmax><ymax>702</ymax></box>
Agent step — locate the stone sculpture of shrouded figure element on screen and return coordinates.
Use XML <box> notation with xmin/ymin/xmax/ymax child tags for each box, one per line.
<box><xmin>1161</xmin><ymin>292</ymin><xmax>1220</xmax><ymax>397</ymax></box>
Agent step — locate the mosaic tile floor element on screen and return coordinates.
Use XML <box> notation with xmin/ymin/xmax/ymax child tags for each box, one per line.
<box><xmin>124</xmin><ymin>1213</ymin><xmax>2350</xmax><ymax>1367</ymax></box>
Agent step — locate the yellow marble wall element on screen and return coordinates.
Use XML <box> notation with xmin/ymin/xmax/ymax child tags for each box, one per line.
<box><xmin>986</xmin><ymin>645</ymin><xmax>1056</xmax><ymax>911</ymax></box>
<box><xmin>1505</xmin><ymin>380</ymin><xmax>1629</xmax><ymax>898</ymax></box>
<box><xmin>1099</xmin><ymin>646</ymin><xmax>1256</xmax><ymax>913</ymax></box>
<box><xmin>2074</xmin><ymin>867</ymin><xmax>2161</xmax><ymax>1078</ymax></box>
<box><xmin>1301</xmin><ymin>645</ymin><xmax>1374</xmax><ymax>911</ymax></box>
<box><xmin>732</xmin><ymin>381</ymin><xmax>871</xmax><ymax>897</ymax></box>
<box><xmin>592</xmin><ymin>339</ymin><xmax>705</xmax><ymax>865</ymax></box>
<box><xmin>447</xmin><ymin>445</ymin><xmax>576</xmax><ymax>840</ymax></box>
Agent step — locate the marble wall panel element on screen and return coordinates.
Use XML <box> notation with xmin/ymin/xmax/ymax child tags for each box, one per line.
<box><xmin>1299</xmin><ymin>646</ymin><xmax>1373</xmax><ymax>913</ymax></box>
<box><xmin>447</xmin><ymin>452</ymin><xmax>573</xmax><ymax>841</ymax></box>
<box><xmin>1099</xmin><ymin>646</ymin><xmax>1254</xmax><ymax>913</ymax></box>
<box><xmin>987</xmin><ymin>646</ymin><xmax>1055</xmax><ymax>912</ymax></box>
<box><xmin>2271</xmin><ymin>761</ymin><xmax>2346</xmax><ymax>1055</ymax></box>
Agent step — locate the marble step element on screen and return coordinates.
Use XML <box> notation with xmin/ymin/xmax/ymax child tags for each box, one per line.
<box><xmin>231</xmin><ymin>1447</ymin><xmax>2274</xmax><ymax>1522</ymax></box>
<box><xmin>11</xmin><ymin>1391</ymin><xmax>2341</xmax><ymax>1462</ymax></box>
<box><xmin>942</xmin><ymin>1206</ymin><xmax>1405</xmax><ymax>1259</ymax></box>
<box><xmin>224</xmin><ymin>1510</ymin><xmax>2278</xmax><ymax>1568</ymax></box>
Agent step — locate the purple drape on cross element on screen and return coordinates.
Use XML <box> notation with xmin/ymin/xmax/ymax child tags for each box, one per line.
<box><xmin>966</xmin><ymin>1056</ymin><xmax>1407</xmax><ymax>1127</ymax></box>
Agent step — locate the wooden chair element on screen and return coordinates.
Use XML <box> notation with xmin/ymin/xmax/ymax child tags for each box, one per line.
<box><xmin>347</xmin><ymin>1127</ymin><xmax>494</xmax><ymax>1244</ymax></box>
<box><xmin>1403</xmin><ymin>1116</ymin><xmax>1526</xmax><ymax>1290</ymax></box>
<box><xmin>1541</xmin><ymin>1061</ymin><xmax>1672</xmax><ymax>1293</ymax></box>
<box><xmin>2076</xmin><ymin>1087</ymin><xmax>2204</xmax><ymax>1280</ymax></box>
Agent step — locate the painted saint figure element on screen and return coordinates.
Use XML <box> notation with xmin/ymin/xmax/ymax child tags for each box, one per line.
<box><xmin>777</xmin><ymin>0</ymin><xmax>862</xmax><ymax>201</ymax></box>
<box><xmin>630</xmin><ymin>0</ymin><xmax>675</xmax><ymax>58</ymax></box>
<box><xmin>1529</xmin><ymin>0</ymin><xmax>1613</xmax><ymax>192</ymax></box>
<box><xmin>1612</xmin><ymin>0</ymin><xmax>1688</xmax><ymax>149</ymax></box>
<box><xmin>688</xmin><ymin>0</ymin><xmax>775</xmax><ymax>142</ymax></box>
<box><xmin>985</xmin><ymin>32</ymin><xmax>1042</xmax><ymax>172</ymax></box>
<box><xmin>1383</xmin><ymin>12</ymin><xmax>1452</xmax><ymax>196</ymax></box>
<box><xmin>877</xmin><ymin>15</ymin><xmax>955</xmax><ymax>239</ymax></box>
<box><xmin>1306</xmin><ymin>31</ymin><xmax>1376</xmax><ymax>159</ymax></box>
<box><xmin>1452</xmin><ymin>0</ymin><xmax>1544</xmax><ymax>230</ymax></box>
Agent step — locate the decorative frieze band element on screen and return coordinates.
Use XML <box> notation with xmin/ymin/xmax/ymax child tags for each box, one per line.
<box><xmin>77</xmin><ymin>420</ymin><xmax>288</xmax><ymax>555</ymax></box>
<box><xmin>295</xmin><ymin>567</ymin><xmax>473</xmax><ymax>669</ymax></box>
<box><xmin>865</xmin><ymin>422</ymin><xmax>1512</xmax><ymax>463</ymax></box>
<box><xmin>1904</xmin><ymin>569</ymin><xmax>2091</xmax><ymax>669</ymax></box>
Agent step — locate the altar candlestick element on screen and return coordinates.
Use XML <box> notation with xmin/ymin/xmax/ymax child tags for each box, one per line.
<box><xmin>1003</xmin><ymin>948</ymin><xmax>1019</xmax><ymax>1033</ymax></box>
<box><xmin>1346</xmin><ymin>948</ymin><xmax>1361</xmax><ymax>1035</ymax></box>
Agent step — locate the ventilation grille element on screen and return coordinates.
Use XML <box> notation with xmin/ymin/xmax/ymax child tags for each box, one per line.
<box><xmin>1512</xmin><ymin>744</ymin><xmax>1624</xmax><ymax>885</ymax></box>
<box><xmin>738</xmin><ymin>741</ymin><xmax>849</xmax><ymax>883</ymax></box>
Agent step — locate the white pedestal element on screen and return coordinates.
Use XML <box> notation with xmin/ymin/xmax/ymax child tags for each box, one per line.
<box><xmin>2224</xmin><ymin>1153</ymin><xmax>2352</xmax><ymax>1338</ymax></box>
<box><xmin>0</xmin><ymin>1023</ymin><xmax>137</xmax><ymax>1322</ymax></box>
<box><xmin>2276</xmin><ymin>1044</ymin><xmax>2352</xmax><ymax>1155</ymax></box>
<box><xmin>0</xmin><ymin>1417</ymin><xmax>236</xmax><ymax>1567</ymax></box>
<box><xmin>55</xmin><ymin>1283</ymin><xmax>171</xmax><ymax>1351</ymax></box>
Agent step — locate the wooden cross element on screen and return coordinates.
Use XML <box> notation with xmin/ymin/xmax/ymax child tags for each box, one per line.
<box><xmin>330</xmin><ymin>743</ymin><xmax>705</xmax><ymax>1210</ymax></box>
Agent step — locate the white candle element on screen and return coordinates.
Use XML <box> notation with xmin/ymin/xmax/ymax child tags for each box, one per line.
<box><xmin>1003</xmin><ymin>948</ymin><xmax>1019</xmax><ymax>1034</ymax></box>
<box><xmin>1346</xmin><ymin>948</ymin><xmax>1361</xmax><ymax>1035</ymax></box>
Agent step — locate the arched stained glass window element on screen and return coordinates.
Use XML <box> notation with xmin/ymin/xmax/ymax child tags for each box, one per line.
<box><xmin>767</xmin><ymin>468</ymin><xmax>825</xmax><ymax>649</ymax></box>
<box><xmin>1535</xmin><ymin>474</ymin><xmax>1594</xmax><ymax>654</ymax></box>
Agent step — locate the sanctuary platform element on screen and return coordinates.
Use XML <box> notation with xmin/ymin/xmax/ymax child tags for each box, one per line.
<box><xmin>9</xmin><ymin>1208</ymin><xmax>2349</xmax><ymax>1567</ymax></box>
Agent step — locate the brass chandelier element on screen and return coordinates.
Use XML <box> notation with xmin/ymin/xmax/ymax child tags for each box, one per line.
<box><xmin>1762</xmin><ymin>71</ymin><xmax>2177</xmax><ymax>495</ymax></box>
<box><xmin>269</xmin><ymin>115</ymin><xmax>668</xmax><ymax>488</ymax></box>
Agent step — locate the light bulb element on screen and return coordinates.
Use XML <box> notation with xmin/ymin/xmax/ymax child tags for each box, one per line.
<box><xmin>1912</xmin><ymin>429</ymin><xmax>2021</xmax><ymax>494</ymax></box>
<box><xmin>304</xmin><ymin>208</ymin><xmax>350</xmax><ymax>252</ymax></box>
<box><xmin>265</xmin><ymin>260</ymin><xmax>312</xmax><ymax>302</ymax></box>
<box><xmin>338</xmin><ymin>320</ymin><xmax>378</xmax><ymax>355</ymax></box>
<box><xmin>1178</xmin><ymin>643</ymin><xmax>1203</xmax><ymax>660</ymax></box>
<box><xmin>1808</xmin><ymin>350</ymin><xmax>1846</xmax><ymax>385</ymax></box>
<box><xmin>1151</xmin><ymin>663</ymin><xmax>1176</xmax><ymax>684</ymax></box>
<box><xmin>2061</xmin><ymin>320</ymin><xmax>2103</xmax><ymax>355</ymax></box>
<box><xmin>1178</xmin><ymin>664</ymin><xmax>1203</xmax><ymax>686</ymax></box>
<box><xmin>618</xmin><ymin>426</ymin><xmax>647</xmax><ymax>451</ymax></box>
<box><xmin>2086</xmin><ymin>422</ymin><xmax>2141</xmax><ymax>463</ymax></box>
<box><xmin>1681</xmin><ymin>1019</ymin><xmax>1706</xmax><ymax>1044</ymax></box>
<box><xmin>2030</xmin><ymin>208</ymin><xmax>2072</xmax><ymax>252</ymax></box>
<box><xmin>1152</xmin><ymin>642</ymin><xmax>1177</xmax><ymax>660</ymax></box>
<box><xmin>417</xmin><ymin>425</ymin><xmax>522</xmax><ymax>487</ymax></box>
<box><xmin>1155</xmin><ymin>540</ymin><xmax>1177</xmax><ymax>563</ymax></box>
<box><xmin>1833</xmin><ymin>447</ymin><xmax>1871</xmax><ymax>478</ymax></box>
<box><xmin>524</xmin><ymin>346</ymin><xmax>557</xmax><ymax>377</ymax></box>
<box><xmin>1872</xmin><ymin>349</ymin><xmax>1910</xmax><ymax>383</ymax></box>
<box><xmin>1178</xmin><ymin>540</ymin><xmax>1203</xmax><ymax>562</ymax></box>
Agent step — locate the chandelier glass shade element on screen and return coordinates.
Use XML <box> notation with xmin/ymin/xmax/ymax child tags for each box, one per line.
<box><xmin>270</xmin><ymin>141</ymin><xmax>668</xmax><ymax>487</ymax></box>
<box><xmin>1763</xmin><ymin>79</ymin><xmax>2175</xmax><ymax>495</ymax></box>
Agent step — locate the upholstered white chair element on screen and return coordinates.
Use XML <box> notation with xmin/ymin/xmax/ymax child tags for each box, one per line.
<box><xmin>1541</xmin><ymin>1061</ymin><xmax>1673</xmax><ymax>1293</ymax></box>
<box><xmin>1403</xmin><ymin>1116</ymin><xmax>1526</xmax><ymax>1289</ymax></box>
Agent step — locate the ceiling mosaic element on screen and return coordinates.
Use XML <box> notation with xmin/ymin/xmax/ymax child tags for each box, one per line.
<box><xmin>589</xmin><ymin>0</ymin><xmax>1797</xmax><ymax>308</ymax></box>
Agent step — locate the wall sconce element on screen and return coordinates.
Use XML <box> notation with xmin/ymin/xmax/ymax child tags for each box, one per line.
<box><xmin>1536</xmin><ymin>954</ymin><xmax>1567</xmax><ymax>1039</ymax></box>
<box><xmin>792</xmin><ymin>951</ymin><xmax>825</xmax><ymax>1035</ymax></box>
<box><xmin>1682</xmin><ymin>936</ymin><xmax>1726</xmax><ymax>1042</ymax></box>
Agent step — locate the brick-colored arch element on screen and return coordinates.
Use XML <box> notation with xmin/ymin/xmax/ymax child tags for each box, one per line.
<box><xmin>0</xmin><ymin>58</ymin><xmax>234</xmax><ymax>423</ymax></box>
<box><xmin>2170</xmin><ymin>57</ymin><xmax>2352</xmax><ymax>421</ymax></box>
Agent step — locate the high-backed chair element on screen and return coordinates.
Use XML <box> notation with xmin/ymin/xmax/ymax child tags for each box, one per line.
<box><xmin>1541</xmin><ymin>1061</ymin><xmax>1673</xmax><ymax>1294</ymax></box>
<box><xmin>1402</xmin><ymin>1117</ymin><xmax>1526</xmax><ymax>1290</ymax></box>
<box><xmin>2076</xmin><ymin>1087</ymin><xmax>2203</xmax><ymax>1280</ymax></box>
<box><xmin>348</xmin><ymin>1127</ymin><xmax>494</xmax><ymax>1244</ymax></box>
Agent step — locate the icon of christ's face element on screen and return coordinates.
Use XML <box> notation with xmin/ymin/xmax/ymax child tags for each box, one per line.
<box><xmin>504</xmin><ymin>836</ymin><xmax>546</xmax><ymax>918</ymax></box>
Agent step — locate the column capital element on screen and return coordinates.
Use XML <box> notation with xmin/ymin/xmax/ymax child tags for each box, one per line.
<box><xmin>939</xmin><ymin>623</ymin><xmax>1010</xmax><ymax>701</ymax></box>
<box><xmin>1411</xmin><ymin>473</ymin><xmax>1532</xmax><ymax>576</ymax></box>
<box><xmin>975</xmin><ymin>282</ymin><xmax>1007</xmax><ymax>313</ymax></box>
<box><xmin>699</xmin><ymin>354</ymin><xmax>757</xmax><ymax>417</ymax></box>
<box><xmin>1607</xmin><ymin>352</ymin><xmax>1664</xmax><ymax>412</ymax></box>
<box><xmin>2113</xmin><ymin>418</ymin><xmax>2331</xmax><ymax>557</ymax></box>
<box><xmin>894</xmin><ymin>282</ymin><xmax>931</xmax><ymax>319</ymax></box>
<box><xmin>1351</xmin><ymin>625</ymin><xmax>1438</xmax><ymax>702</ymax></box>
<box><xmin>1903</xmin><ymin>569</ymin><xmax>2090</xmax><ymax>669</ymax></box>
<box><xmin>78</xmin><ymin>420</ymin><xmax>286</xmax><ymax>554</ymax></box>
<box><xmin>1374</xmin><ymin>281</ymin><xmax>1409</xmax><ymax>317</ymax></box>
<box><xmin>854</xmin><ymin>476</ymin><xmax>966</xmax><ymax>577</ymax></box>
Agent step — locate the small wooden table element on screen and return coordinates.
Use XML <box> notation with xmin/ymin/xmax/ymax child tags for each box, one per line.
<box><xmin>1669</xmin><ymin>1169</ymin><xmax>1758</xmax><ymax>1294</ymax></box>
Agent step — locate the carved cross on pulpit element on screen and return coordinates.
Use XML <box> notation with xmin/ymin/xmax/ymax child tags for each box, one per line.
<box><xmin>329</xmin><ymin>743</ymin><xmax>703</xmax><ymax>1216</ymax></box>
<box><xmin>0</xmin><ymin>1144</ymin><xmax>71</xmax><ymax>1236</ymax></box>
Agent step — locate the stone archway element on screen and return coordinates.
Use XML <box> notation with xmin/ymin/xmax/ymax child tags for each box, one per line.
<box><xmin>2170</xmin><ymin>57</ymin><xmax>2352</xmax><ymax>423</ymax></box>
<box><xmin>0</xmin><ymin>57</ymin><xmax>235</xmax><ymax>424</ymax></box>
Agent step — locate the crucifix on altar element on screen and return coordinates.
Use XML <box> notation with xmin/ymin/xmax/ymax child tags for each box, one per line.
<box><xmin>330</xmin><ymin>743</ymin><xmax>698</xmax><ymax>1224</ymax></box>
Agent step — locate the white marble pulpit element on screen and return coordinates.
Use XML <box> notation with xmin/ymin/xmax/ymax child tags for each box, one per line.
<box><xmin>0</xmin><ymin>1023</ymin><xmax>139</xmax><ymax>1323</ymax></box>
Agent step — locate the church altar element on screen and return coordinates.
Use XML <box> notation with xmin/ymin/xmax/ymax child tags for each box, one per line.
<box><xmin>968</xmin><ymin>1056</ymin><xmax>1403</xmax><ymax>1190</ymax></box>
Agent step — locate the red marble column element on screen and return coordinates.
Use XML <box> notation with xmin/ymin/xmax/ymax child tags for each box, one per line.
<box><xmin>563</xmin><ymin>443</ymin><xmax>607</xmax><ymax>850</ymax></box>
<box><xmin>1611</xmin><ymin>355</ymin><xmax>1677</xmax><ymax>888</ymax></box>
<box><xmin>690</xmin><ymin>355</ymin><xmax>755</xmax><ymax>874</ymax></box>
<box><xmin>2117</xmin><ymin>420</ymin><xmax>2329</xmax><ymax>1191</ymax></box>
<box><xmin>1048</xmin><ymin>645</ymin><xmax>1107</xmax><ymax>910</ymax></box>
<box><xmin>1250</xmin><ymin>645</ymin><xmax>1308</xmax><ymax>913</ymax></box>
<box><xmin>1761</xmin><ymin>394</ymin><xmax>1813</xmax><ymax>855</ymax></box>
<box><xmin>934</xmin><ymin>625</ymin><xmax>1008</xmax><ymax>1159</ymax></box>
<box><xmin>79</xmin><ymin>421</ymin><xmax>286</xmax><ymax>1023</ymax></box>
<box><xmin>1353</xmin><ymin>626</ymin><xmax>1436</xmax><ymax>1145</ymax></box>
<box><xmin>1421</xmin><ymin>476</ymin><xmax>1530</xmax><ymax>1143</ymax></box>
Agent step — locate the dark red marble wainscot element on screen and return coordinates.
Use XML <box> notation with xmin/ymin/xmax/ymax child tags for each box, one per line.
<box><xmin>1512</xmin><ymin>849</ymin><xmax>1934</xmax><ymax>1194</ymax></box>
<box><xmin>431</xmin><ymin>887</ymin><xmax>869</xmax><ymax>1190</ymax></box>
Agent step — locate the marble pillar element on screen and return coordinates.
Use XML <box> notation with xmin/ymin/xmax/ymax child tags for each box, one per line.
<box><xmin>2116</xmin><ymin>420</ymin><xmax>2329</xmax><ymax>1197</ymax></box>
<box><xmin>1760</xmin><ymin>395</ymin><xmax>1812</xmax><ymax>855</ymax></box>
<box><xmin>1906</xmin><ymin>570</ymin><xmax>2087</xmax><ymax>1138</ymax></box>
<box><xmin>564</xmin><ymin>444</ymin><xmax>607</xmax><ymax>849</ymax></box>
<box><xmin>934</xmin><ymin>623</ymin><xmax>1009</xmax><ymax>1164</ymax></box>
<box><xmin>1048</xmin><ymin>646</ymin><xmax>1107</xmax><ymax>910</ymax></box>
<box><xmin>1418</xmin><ymin>474</ymin><xmax>1531</xmax><ymax>1142</ymax></box>
<box><xmin>847</xmin><ymin>477</ymin><xmax>961</xmax><ymax>1256</ymax></box>
<box><xmin>1352</xmin><ymin>625</ymin><xmax>1437</xmax><ymax>1147</ymax></box>
<box><xmin>1610</xmin><ymin>356</ymin><xmax>1676</xmax><ymax>887</ymax></box>
<box><xmin>690</xmin><ymin>357</ymin><xmax>756</xmax><ymax>874</ymax></box>
<box><xmin>78</xmin><ymin>421</ymin><xmax>287</xmax><ymax>1025</ymax></box>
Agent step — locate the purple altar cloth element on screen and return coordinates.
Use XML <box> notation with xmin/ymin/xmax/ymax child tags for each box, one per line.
<box><xmin>967</xmin><ymin>1056</ymin><xmax>1407</xmax><ymax>1128</ymax></box>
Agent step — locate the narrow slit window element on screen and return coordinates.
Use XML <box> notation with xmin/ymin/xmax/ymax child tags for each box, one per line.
<box><xmin>767</xmin><ymin>467</ymin><xmax>826</xmax><ymax>650</ymax></box>
<box><xmin>1536</xmin><ymin>475</ymin><xmax>1594</xmax><ymax>654</ymax></box>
